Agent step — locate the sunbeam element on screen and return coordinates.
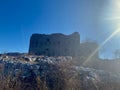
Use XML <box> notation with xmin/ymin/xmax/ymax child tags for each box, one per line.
<box><xmin>83</xmin><ymin>28</ymin><xmax>120</xmax><ymax>65</ymax></box>
<box><xmin>82</xmin><ymin>0</ymin><xmax>120</xmax><ymax>64</ymax></box>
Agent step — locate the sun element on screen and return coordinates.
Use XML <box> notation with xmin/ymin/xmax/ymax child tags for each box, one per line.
<box><xmin>83</xmin><ymin>0</ymin><xmax>120</xmax><ymax>65</ymax></box>
<box><xmin>105</xmin><ymin>0</ymin><xmax>120</xmax><ymax>36</ymax></box>
<box><xmin>115</xmin><ymin>0</ymin><xmax>120</xmax><ymax>9</ymax></box>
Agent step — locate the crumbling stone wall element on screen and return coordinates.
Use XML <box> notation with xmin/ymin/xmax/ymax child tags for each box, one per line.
<box><xmin>29</xmin><ymin>32</ymin><xmax>80</xmax><ymax>56</ymax></box>
<box><xmin>79</xmin><ymin>42</ymin><xmax>99</xmax><ymax>58</ymax></box>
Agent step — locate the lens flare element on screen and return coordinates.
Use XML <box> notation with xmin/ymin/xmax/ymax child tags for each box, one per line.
<box><xmin>82</xmin><ymin>0</ymin><xmax>120</xmax><ymax>65</ymax></box>
<box><xmin>83</xmin><ymin>28</ymin><xmax>120</xmax><ymax>65</ymax></box>
<box><xmin>115</xmin><ymin>0</ymin><xmax>120</xmax><ymax>9</ymax></box>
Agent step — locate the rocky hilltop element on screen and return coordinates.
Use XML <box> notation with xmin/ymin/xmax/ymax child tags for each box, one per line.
<box><xmin>0</xmin><ymin>55</ymin><xmax>119</xmax><ymax>90</ymax></box>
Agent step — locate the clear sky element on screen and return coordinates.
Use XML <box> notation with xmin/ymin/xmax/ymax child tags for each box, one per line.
<box><xmin>0</xmin><ymin>0</ymin><xmax>120</xmax><ymax>58</ymax></box>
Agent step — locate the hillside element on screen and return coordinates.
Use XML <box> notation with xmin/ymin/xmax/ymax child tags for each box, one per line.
<box><xmin>0</xmin><ymin>55</ymin><xmax>120</xmax><ymax>90</ymax></box>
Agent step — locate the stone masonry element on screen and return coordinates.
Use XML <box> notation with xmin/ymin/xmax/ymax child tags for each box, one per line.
<box><xmin>29</xmin><ymin>32</ymin><xmax>80</xmax><ymax>56</ymax></box>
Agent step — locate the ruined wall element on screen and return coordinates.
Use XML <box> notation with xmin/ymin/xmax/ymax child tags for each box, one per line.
<box><xmin>79</xmin><ymin>42</ymin><xmax>99</xmax><ymax>58</ymax></box>
<box><xmin>29</xmin><ymin>32</ymin><xmax>80</xmax><ymax>56</ymax></box>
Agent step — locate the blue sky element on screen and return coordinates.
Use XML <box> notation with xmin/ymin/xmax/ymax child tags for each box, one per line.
<box><xmin>0</xmin><ymin>0</ymin><xmax>119</xmax><ymax>58</ymax></box>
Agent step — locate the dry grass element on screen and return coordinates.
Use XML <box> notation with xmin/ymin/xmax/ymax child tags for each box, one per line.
<box><xmin>0</xmin><ymin>60</ymin><xmax>119</xmax><ymax>90</ymax></box>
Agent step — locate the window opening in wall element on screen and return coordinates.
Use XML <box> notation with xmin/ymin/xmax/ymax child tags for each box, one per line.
<box><xmin>46</xmin><ymin>38</ymin><xmax>51</xmax><ymax>45</ymax></box>
<box><xmin>35</xmin><ymin>41</ymin><xmax>38</xmax><ymax>47</ymax></box>
<box><xmin>46</xmin><ymin>38</ymin><xmax>50</xmax><ymax>42</ymax></box>
<box><xmin>45</xmin><ymin>48</ymin><xmax>49</xmax><ymax>51</ymax></box>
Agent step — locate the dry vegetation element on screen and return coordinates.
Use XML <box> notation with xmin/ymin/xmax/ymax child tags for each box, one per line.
<box><xmin>0</xmin><ymin>59</ymin><xmax>120</xmax><ymax>90</ymax></box>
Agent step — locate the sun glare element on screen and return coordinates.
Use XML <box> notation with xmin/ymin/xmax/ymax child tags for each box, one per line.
<box><xmin>115</xmin><ymin>0</ymin><xmax>120</xmax><ymax>9</ymax></box>
<box><xmin>83</xmin><ymin>0</ymin><xmax>120</xmax><ymax>65</ymax></box>
<box><xmin>103</xmin><ymin>0</ymin><xmax>120</xmax><ymax>37</ymax></box>
<box><xmin>115</xmin><ymin>28</ymin><xmax>120</xmax><ymax>33</ymax></box>
<box><xmin>105</xmin><ymin>0</ymin><xmax>120</xmax><ymax>35</ymax></box>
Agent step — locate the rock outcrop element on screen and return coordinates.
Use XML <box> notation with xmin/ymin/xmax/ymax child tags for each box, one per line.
<box><xmin>0</xmin><ymin>55</ymin><xmax>119</xmax><ymax>90</ymax></box>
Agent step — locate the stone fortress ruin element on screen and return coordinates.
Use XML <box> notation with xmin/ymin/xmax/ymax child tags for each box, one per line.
<box><xmin>29</xmin><ymin>32</ymin><xmax>98</xmax><ymax>57</ymax></box>
<box><xmin>29</xmin><ymin>32</ymin><xmax>80</xmax><ymax>56</ymax></box>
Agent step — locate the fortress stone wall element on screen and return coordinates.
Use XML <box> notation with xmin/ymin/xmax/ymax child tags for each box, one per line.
<box><xmin>29</xmin><ymin>32</ymin><xmax>80</xmax><ymax>56</ymax></box>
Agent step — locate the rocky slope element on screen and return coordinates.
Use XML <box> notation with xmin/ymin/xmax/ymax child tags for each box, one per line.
<box><xmin>0</xmin><ymin>55</ymin><xmax>119</xmax><ymax>90</ymax></box>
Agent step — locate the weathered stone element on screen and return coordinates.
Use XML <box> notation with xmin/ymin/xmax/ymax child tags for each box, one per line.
<box><xmin>0</xmin><ymin>56</ymin><xmax>119</xmax><ymax>90</ymax></box>
<box><xmin>29</xmin><ymin>32</ymin><xmax>80</xmax><ymax>56</ymax></box>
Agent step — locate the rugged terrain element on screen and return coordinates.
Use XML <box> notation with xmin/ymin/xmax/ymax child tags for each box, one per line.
<box><xmin>0</xmin><ymin>55</ymin><xmax>120</xmax><ymax>90</ymax></box>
